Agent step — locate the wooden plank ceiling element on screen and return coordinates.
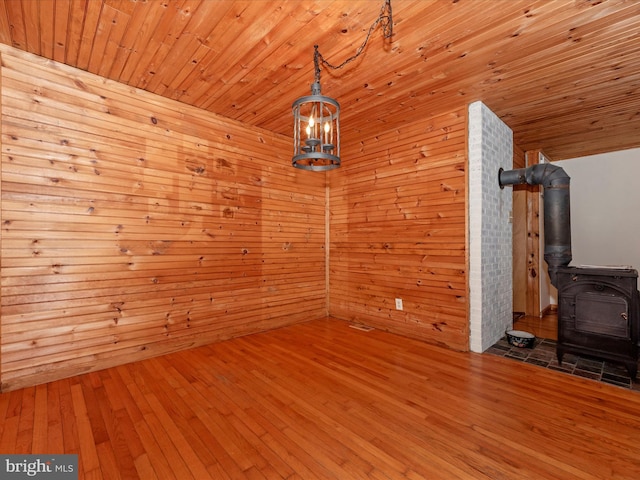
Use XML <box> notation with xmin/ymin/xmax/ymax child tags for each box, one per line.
<box><xmin>0</xmin><ymin>0</ymin><xmax>638</xmax><ymax>161</ymax></box>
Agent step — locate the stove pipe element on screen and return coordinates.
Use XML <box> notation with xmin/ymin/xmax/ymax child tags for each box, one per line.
<box><xmin>498</xmin><ymin>163</ymin><xmax>572</xmax><ymax>287</ymax></box>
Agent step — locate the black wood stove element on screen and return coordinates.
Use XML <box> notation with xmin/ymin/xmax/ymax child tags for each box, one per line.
<box><xmin>499</xmin><ymin>163</ymin><xmax>640</xmax><ymax>378</ymax></box>
<box><xmin>556</xmin><ymin>266</ymin><xmax>639</xmax><ymax>378</ymax></box>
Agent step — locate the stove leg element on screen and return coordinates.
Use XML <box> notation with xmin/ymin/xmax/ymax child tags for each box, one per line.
<box><xmin>557</xmin><ymin>347</ymin><xmax>564</xmax><ymax>366</ymax></box>
<box><xmin>626</xmin><ymin>361</ymin><xmax>637</xmax><ymax>379</ymax></box>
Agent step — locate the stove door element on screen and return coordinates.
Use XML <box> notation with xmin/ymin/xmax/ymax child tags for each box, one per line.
<box><xmin>575</xmin><ymin>292</ymin><xmax>628</xmax><ymax>338</ymax></box>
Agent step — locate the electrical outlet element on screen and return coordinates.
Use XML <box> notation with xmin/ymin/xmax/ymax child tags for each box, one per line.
<box><xmin>395</xmin><ymin>298</ymin><xmax>403</xmax><ymax>310</ymax></box>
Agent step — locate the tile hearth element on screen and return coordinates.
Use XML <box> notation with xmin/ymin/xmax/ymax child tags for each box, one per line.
<box><xmin>487</xmin><ymin>336</ymin><xmax>640</xmax><ymax>392</ymax></box>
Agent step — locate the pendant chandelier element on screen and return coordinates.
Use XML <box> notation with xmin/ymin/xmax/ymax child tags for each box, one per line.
<box><xmin>292</xmin><ymin>0</ymin><xmax>394</xmax><ymax>171</ymax></box>
<box><xmin>292</xmin><ymin>46</ymin><xmax>340</xmax><ymax>171</ymax></box>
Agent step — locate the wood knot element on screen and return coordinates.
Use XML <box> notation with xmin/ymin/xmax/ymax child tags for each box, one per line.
<box><xmin>432</xmin><ymin>321</ymin><xmax>447</xmax><ymax>332</ymax></box>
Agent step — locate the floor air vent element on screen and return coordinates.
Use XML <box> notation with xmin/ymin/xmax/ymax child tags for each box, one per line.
<box><xmin>349</xmin><ymin>324</ymin><xmax>375</xmax><ymax>332</ymax></box>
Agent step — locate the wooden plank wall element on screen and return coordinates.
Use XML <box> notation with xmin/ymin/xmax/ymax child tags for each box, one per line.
<box><xmin>0</xmin><ymin>45</ymin><xmax>327</xmax><ymax>392</ymax></box>
<box><xmin>329</xmin><ymin>110</ymin><xmax>469</xmax><ymax>351</ymax></box>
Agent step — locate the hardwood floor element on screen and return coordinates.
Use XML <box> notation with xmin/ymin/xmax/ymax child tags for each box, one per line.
<box><xmin>2</xmin><ymin>317</ymin><xmax>640</xmax><ymax>479</ymax></box>
<box><xmin>513</xmin><ymin>311</ymin><xmax>559</xmax><ymax>340</ymax></box>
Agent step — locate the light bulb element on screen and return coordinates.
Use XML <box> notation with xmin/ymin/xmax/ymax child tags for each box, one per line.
<box><xmin>324</xmin><ymin>122</ymin><xmax>330</xmax><ymax>133</ymax></box>
<box><xmin>309</xmin><ymin>116</ymin><xmax>315</xmax><ymax>128</ymax></box>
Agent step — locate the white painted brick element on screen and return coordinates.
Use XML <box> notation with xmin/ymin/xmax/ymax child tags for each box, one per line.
<box><xmin>468</xmin><ymin>101</ymin><xmax>513</xmax><ymax>352</ymax></box>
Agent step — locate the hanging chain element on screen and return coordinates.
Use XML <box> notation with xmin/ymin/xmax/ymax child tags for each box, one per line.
<box><xmin>313</xmin><ymin>0</ymin><xmax>393</xmax><ymax>82</ymax></box>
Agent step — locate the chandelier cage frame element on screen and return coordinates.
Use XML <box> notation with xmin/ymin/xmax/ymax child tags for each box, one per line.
<box><xmin>291</xmin><ymin>0</ymin><xmax>393</xmax><ymax>171</ymax></box>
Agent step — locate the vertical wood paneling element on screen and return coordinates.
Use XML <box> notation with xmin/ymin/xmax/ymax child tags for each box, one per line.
<box><xmin>0</xmin><ymin>54</ymin><xmax>2</xmax><ymax>376</ymax></box>
<box><xmin>65</xmin><ymin>0</ymin><xmax>89</xmax><ymax>66</ymax></box>
<box><xmin>512</xmin><ymin>143</ymin><xmax>527</xmax><ymax>314</ymax></box>
<box><xmin>52</xmin><ymin>0</ymin><xmax>71</xmax><ymax>64</ymax></box>
<box><xmin>329</xmin><ymin>109</ymin><xmax>468</xmax><ymax>350</ymax></box>
<box><xmin>525</xmin><ymin>149</ymin><xmax>542</xmax><ymax>317</ymax></box>
<box><xmin>0</xmin><ymin>44</ymin><xmax>327</xmax><ymax>392</ymax></box>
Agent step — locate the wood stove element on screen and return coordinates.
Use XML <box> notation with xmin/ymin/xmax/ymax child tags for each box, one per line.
<box><xmin>556</xmin><ymin>266</ymin><xmax>639</xmax><ymax>378</ymax></box>
<box><xmin>499</xmin><ymin>164</ymin><xmax>640</xmax><ymax>378</ymax></box>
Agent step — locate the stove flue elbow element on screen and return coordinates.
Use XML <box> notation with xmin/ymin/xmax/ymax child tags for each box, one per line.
<box><xmin>499</xmin><ymin>163</ymin><xmax>572</xmax><ymax>288</ymax></box>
